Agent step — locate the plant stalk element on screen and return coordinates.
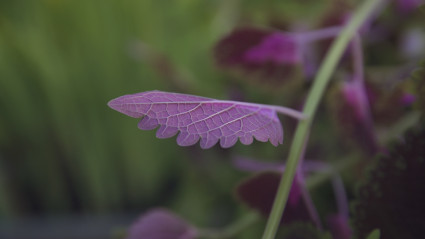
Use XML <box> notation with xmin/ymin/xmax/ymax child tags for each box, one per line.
<box><xmin>261</xmin><ymin>0</ymin><xmax>385</xmax><ymax>238</ymax></box>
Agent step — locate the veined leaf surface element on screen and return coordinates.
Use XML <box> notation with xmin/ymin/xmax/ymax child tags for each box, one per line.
<box><xmin>108</xmin><ymin>90</ymin><xmax>292</xmax><ymax>149</ymax></box>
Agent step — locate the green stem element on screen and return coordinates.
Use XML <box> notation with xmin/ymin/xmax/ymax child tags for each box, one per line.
<box><xmin>261</xmin><ymin>0</ymin><xmax>385</xmax><ymax>238</ymax></box>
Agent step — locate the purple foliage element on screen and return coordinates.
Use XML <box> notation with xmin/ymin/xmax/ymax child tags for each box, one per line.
<box><xmin>331</xmin><ymin>80</ymin><xmax>379</xmax><ymax>155</ymax></box>
<box><xmin>396</xmin><ymin>0</ymin><xmax>424</xmax><ymax>13</ymax></box>
<box><xmin>215</xmin><ymin>28</ymin><xmax>280</xmax><ymax>66</ymax></box>
<box><xmin>400</xmin><ymin>93</ymin><xmax>416</xmax><ymax>106</ymax></box>
<box><xmin>341</xmin><ymin>80</ymin><xmax>370</xmax><ymax>121</ymax></box>
<box><xmin>108</xmin><ymin>91</ymin><xmax>283</xmax><ymax>148</ymax></box>
<box><xmin>127</xmin><ymin>209</ymin><xmax>197</xmax><ymax>239</ymax></box>
<box><xmin>236</xmin><ymin>172</ymin><xmax>315</xmax><ymax>225</ymax></box>
<box><xmin>214</xmin><ymin>28</ymin><xmax>300</xmax><ymax>85</ymax></box>
<box><xmin>326</xmin><ymin>214</ymin><xmax>352</xmax><ymax>239</ymax></box>
<box><xmin>243</xmin><ymin>32</ymin><xmax>300</xmax><ymax>64</ymax></box>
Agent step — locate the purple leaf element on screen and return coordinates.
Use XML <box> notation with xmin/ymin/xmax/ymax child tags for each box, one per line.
<box><xmin>108</xmin><ymin>91</ymin><xmax>303</xmax><ymax>149</ymax></box>
<box><xmin>243</xmin><ymin>32</ymin><xmax>300</xmax><ymax>64</ymax></box>
<box><xmin>215</xmin><ymin>28</ymin><xmax>300</xmax><ymax>66</ymax></box>
<box><xmin>329</xmin><ymin>80</ymin><xmax>379</xmax><ymax>155</ymax></box>
<box><xmin>400</xmin><ymin>93</ymin><xmax>416</xmax><ymax>106</ymax></box>
<box><xmin>232</xmin><ymin>157</ymin><xmax>324</xmax><ymax>228</ymax></box>
<box><xmin>127</xmin><ymin>209</ymin><xmax>197</xmax><ymax>239</ymax></box>
<box><xmin>396</xmin><ymin>0</ymin><xmax>424</xmax><ymax>13</ymax></box>
<box><xmin>214</xmin><ymin>28</ymin><xmax>301</xmax><ymax>86</ymax></box>
<box><xmin>235</xmin><ymin>171</ymin><xmax>315</xmax><ymax>225</ymax></box>
<box><xmin>341</xmin><ymin>80</ymin><xmax>370</xmax><ymax>121</ymax></box>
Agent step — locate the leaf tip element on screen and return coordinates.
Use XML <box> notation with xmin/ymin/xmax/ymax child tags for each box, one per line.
<box><xmin>107</xmin><ymin>97</ymin><xmax>120</xmax><ymax>111</ymax></box>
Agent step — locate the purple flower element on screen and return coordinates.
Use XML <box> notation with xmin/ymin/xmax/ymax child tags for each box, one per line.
<box><xmin>127</xmin><ymin>209</ymin><xmax>198</xmax><ymax>239</ymax></box>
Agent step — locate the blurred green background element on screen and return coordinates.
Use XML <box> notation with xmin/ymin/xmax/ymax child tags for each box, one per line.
<box><xmin>1</xmin><ymin>0</ymin><xmax>412</xmax><ymax>238</ymax></box>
